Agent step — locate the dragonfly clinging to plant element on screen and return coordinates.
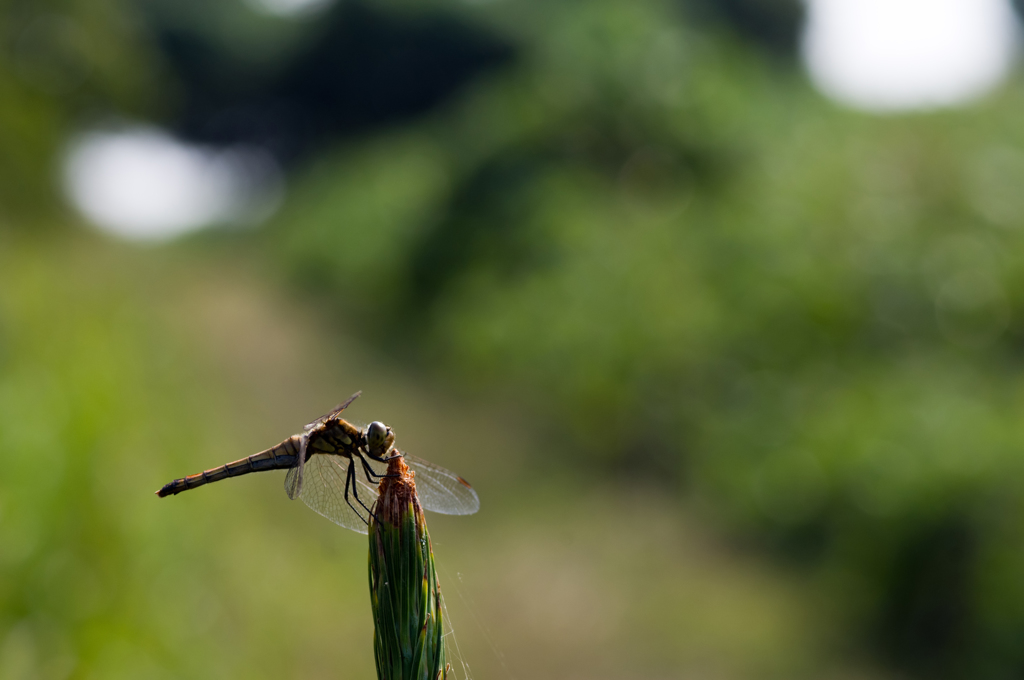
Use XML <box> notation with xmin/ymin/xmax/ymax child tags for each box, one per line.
<box><xmin>156</xmin><ymin>392</ymin><xmax>479</xmax><ymax>533</ymax></box>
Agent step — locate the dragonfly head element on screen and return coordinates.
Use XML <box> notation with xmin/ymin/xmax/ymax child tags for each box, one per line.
<box><xmin>366</xmin><ymin>421</ymin><xmax>395</xmax><ymax>456</ymax></box>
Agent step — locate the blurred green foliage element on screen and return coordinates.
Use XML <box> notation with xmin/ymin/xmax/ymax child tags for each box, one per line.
<box><xmin>268</xmin><ymin>1</ymin><xmax>1024</xmax><ymax>676</ymax></box>
<box><xmin>0</xmin><ymin>234</ymin><xmax>825</xmax><ymax>679</ymax></box>
<box><xmin>0</xmin><ymin>0</ymin><xmax>158</xmax><ymax>216</ymax></box>
<box><xmin>4</xmin><ymin>0</ymin><xmax>1024</xmax><ymax>677</ymax></box>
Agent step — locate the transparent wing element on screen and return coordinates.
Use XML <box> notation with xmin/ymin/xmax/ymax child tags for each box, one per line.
<box><xmin>284</xmin><ymin>453</ymin><xmax>379</xmax><ymax>534</ymax></box>
<box><xmin>284</xmin><ymin>465</ymin><xmax>301</xmax><ymax>500</ymax></box>
<box><xmin>403</xmin><ymin>453</ymin><xmax>480</xmax><ymax>516</ymax></box>
<box><xmin>304</xmin><ymin>391</ymin><xmax>362</xmax><ymax>431</ymax></box>
<box><xmin>284</xmin><ymin>434</ymin><xmax>308</xmax><ymax>500</ymax></box>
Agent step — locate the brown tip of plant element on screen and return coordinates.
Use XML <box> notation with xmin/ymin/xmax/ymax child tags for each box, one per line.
<box><xmin>376</xmin><ymin>454</ymin><xmax>421</xmax><ymax>526</ymax></box>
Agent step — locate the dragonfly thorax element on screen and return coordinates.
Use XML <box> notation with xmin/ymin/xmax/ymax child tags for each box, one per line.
<box><xmin>306</xmin><ymin>419</ymin><xmax>362</xmax><ymax>457</ymax></box>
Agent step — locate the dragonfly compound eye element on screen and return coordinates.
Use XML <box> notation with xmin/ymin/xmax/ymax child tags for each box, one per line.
<box><xmin>367</xmin><ymin>421</ymin><xmax>390</xmax><ymax>449</ymax></box>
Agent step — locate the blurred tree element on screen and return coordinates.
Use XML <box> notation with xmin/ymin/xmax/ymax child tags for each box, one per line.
<box><xmin>7</xmin><ymin>0</ymin><xmax>1024</xmax><ymax>676</ymax></box>
<box><xmin>267</xmin><ymin>2</ymin><xmax>1024</xmax><ymax>678</ymax></box>
<box><xmin>685</xmin><ymin>0</ymin><xmax>805</xmax><ymax>57</ymax></box>
<box><xmin>141</xmin><ymin>0</ymin><xmax>514</xmax><ymax>162</ymax></box>
<box><xmin>0</xmin><ymin>0</ymin><xmax>157</xmax><ymax>217</ymax></box>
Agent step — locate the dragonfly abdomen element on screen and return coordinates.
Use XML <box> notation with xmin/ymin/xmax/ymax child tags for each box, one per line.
<box><xmin>156</xmin><ymin>435</ymin><xmax>303</xmax><ymax>497</ymax></box>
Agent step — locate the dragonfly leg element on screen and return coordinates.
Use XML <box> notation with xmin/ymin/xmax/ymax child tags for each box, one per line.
<box><xmin>365</xmin><ymin>450</ymin><xmax>403</xmax><ymax>464</ymax></box>
<box><xmin>341</xmin><ymin>459</ymin><xmax>370</xmax><ymax>525</ymax></box>
<box><xmin>356</xmin><ymin>451</ymin><xmax>401</xmax><ymax>483</ymax></box>
<box><xmin>345</xmin><ymin>458</ymin><xmax>379</xmax><ymax>524</ymax></box>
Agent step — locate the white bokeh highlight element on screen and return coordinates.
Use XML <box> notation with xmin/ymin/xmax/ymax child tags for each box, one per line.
<box><xmin>802</xmin><ymin>0</ymin><xmax>1020</xmax><ymax>112</ymax></box>
<box><xmin>63</xmin><ymin>127</ymin><xmax>283</xmax><ymax>241</ymax></box>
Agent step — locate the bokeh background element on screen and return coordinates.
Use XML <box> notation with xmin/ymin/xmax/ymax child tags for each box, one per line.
<box><xmin>4</xmin><ymin>0</ymin><xmax>1024</xmax><ymax>678</ymax></box>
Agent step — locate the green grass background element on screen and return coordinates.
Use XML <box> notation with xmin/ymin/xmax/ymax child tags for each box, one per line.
<box><xmin>5</xmin><ymin>0</ymin><xmax>1024</xmax><ymax>678</ymax></box>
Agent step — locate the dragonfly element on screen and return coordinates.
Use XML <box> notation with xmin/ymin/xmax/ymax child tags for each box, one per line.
<box><xmin>156</xmin><ymin>392</ymin><xmax>479</xmax><ymax>533</ymax></box>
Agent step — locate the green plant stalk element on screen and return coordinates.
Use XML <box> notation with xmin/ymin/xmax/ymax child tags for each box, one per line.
<box><xmin>369</xmin><ymin>455</ymin><xmax>448</xmax><ymax>680</ymax></box>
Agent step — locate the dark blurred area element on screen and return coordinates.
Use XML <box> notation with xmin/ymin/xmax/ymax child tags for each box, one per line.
<box><xmin>153</xmin><ymin>0</ymin><xmax>514</xmax><ymax>162</ymax></box>
<box><xmin>4</xmin><ymin>0</ymin><xmax>1024</xmax><ymax>678</ymax></box>
<box><xmin>688</xmin><ymin>0</ymin><xmax>804</xmax><ymax>56</ymax></box>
